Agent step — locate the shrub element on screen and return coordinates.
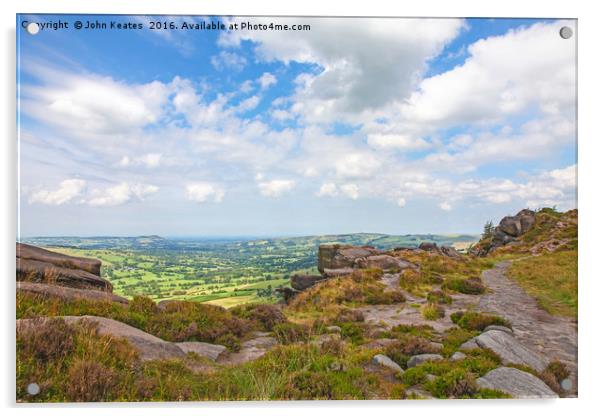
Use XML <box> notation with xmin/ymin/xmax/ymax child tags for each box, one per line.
<box><xmin>426</xmin><ymin>290</ymin><xmax>452</xmax><ymax>304</ymax></box>
<box><xmin>282</xmin><ymin>371</ymin><xmax>333</xmax><ymax>399</ymax></box>
<box><xmin>427</xmin><ymin>368</ymin><xmax>477</xmax><ymax>398</ymax></box>
<box><xmin>334</xmin><ymin>307</ymin><xmax>365</xmax><ymax>323</ymax></box>
<box><xmin>444</xmin><ymin>277</ymin><xmax>485</xmax><ymax>295</ymax></box>
<box><xmin>215</xmin><ymin>333</ymin><xmax>241</xmax><ymax>352</ymax></box>
<box><xmin>17</xmin><ymin>318</ymin><xmax>75</xmax><ymax>361</ymax></box>
<box><xmin>450</xmin><ymin>311</ymin><xmax>511</xmax><ymax>331</ymax></box>
<box><xmin>400</xmin><ymin>336</ymin><xmax>436</xmax><ymax>356</ymax></box>
<box><xmin>66</xmin><ymin>360</ymin><xmax>119</xmax><ymax>402</ymax></box>
<box><xmin>539</xmin><ymin>360</ymin><xmax>571</xmax><ymax>394</ymax></box>
<box><xmin>421</xmin><ymin>303</ymin><xmax>445</xmax><ymax>320</ymax></box>
<box><xmin>273</xmin><ymin>322</ymin><xmax>310</xmax><ymax>344</ymax></box>
<box><xmin>230</xmin><ymin>303</ymin><xmax>287</xmax><ymax>331</ymax></box>
<box><xmin>129</xmin><ymin>296</ymin><xmax>158</xmax><ymax>315</ymax></box>
<box><xmin>339</xmin><ymin>322</ymin><xmax>365</xmax><ymax>345</ymax></box>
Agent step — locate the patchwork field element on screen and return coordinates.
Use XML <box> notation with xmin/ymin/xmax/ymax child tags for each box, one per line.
<box><xmin>22</xmin><ymin>233</ymin><xmax>478</xmax><ymax>307</ymax></box>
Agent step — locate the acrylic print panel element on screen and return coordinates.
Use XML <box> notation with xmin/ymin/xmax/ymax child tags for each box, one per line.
<box><xmin>16</xmin><ymin>15</ymin><xmax>577</xmax><ymax>402</ymax></box>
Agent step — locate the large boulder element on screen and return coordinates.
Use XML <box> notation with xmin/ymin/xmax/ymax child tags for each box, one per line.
<box><xmin>17</xmin><ymin>243</ymin><xmax>101</xmax><ymax>276</ymax></box>
<box><xmin>493</xmin><ymin>209</ymin><xmax>536</xmax><ymax>244</ymax></box>
<box><xmin>291</xmin><ymin>274</ymin><xmax>326</xmax><ymax>291</ymax></box>
<box><xmin>17</xmin><ymin>281</ymin><xmax>128</xmax><ymax>305</ymax></box>
<box><xmin>16</xmin><ymin>243</ymin><xmax>111</xmax><ymax>292</ymax></box>
<box><xmin>16</xmin><ymin>257</ymin><xmax>112</xmax><ymax>292</ymax></box>
<box><xmin>407</xmin><ymin>353</ymin><xmax>443</xmax><ymax>368</ymax></box>
<box><xmin>317</xmin><ymin>244</ymin><xmax>380</xmax><ymax>275</ymax></box>
<box><xmin>476</xmin><ymin>367</ymin><xmax>558</xmax><ymax>398</ymax></box>
<box><xmin>355</xmin><ymin>255</ymin><xmax>413</xmax><ymax>271</ymax></box>
<box><xmin>175</xmin><ymin>341</ymin><xmax>228</xmax><ymax>361</ymax></box>
<box><xmin>17</xmin><ymin>316</ymin><xmax>186</xmax><ymax>361</ymax></box>
<box><xmin>474</xmin><ymin>330</ymin><xmax>547</xmax><ymax>373</ymax></box>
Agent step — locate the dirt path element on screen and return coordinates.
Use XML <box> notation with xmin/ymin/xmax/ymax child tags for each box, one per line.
<box><xmin>476</xmin><ymin>261</ymin><xmax>578</xmax><ymax>396</ymax></box>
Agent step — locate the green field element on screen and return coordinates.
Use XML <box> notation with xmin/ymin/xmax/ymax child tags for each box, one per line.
<box><xmin>23</xmin><ymin>233</ymin><xmax>478</xmax><ymax>307</ymax></box>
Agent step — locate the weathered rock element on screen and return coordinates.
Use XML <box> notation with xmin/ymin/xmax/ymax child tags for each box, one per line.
<box><xmin>17</xmin><ymin>281</ymin><xmax>128</xmax><ymax>305</ymax></box>
<box><xmin>291</xmin><ymin>274</ymin><xmax>326</xmax><ymax>291</ymax></box>
<box><xmin>418</xmin><ymin>242</ymin><xmax>438</xmax><ymax>251</ymax></box>
<box><xmin>450</xmin><ymin>351</ymin><xmax>467</xmax><ymax>361</ymax></box>
<box><xmin>372</xmin><ymin>354</ymin><xmax>404</xmax><ymax>374</ymax></box>
<box><xmin>440</xmin><ymin>245</ymin><xmax>461</xmax><ymax>258</ymax></box>
<box><xmin>476</xmin><ymin>367</ymin><xmax>558</xmax><ymax>398</ymax></box>
<box><xmin>17</xmin><ymin>257</ymin><xmax>113</xmax><ymax>292</ymax></box>
<box><xmin>317</xmin><ymin>244</ymin><xmax>379</xmax><ymax>275</ymax></box>
<box><xmin>312</xmin><ymin>333</ymin><xmax>341</xmax><ymax>347</ymax></box>
<box><xmin>175</xmin><ymin>341</ymin><xmax>227</xmax><ymax>361</ymax></box>
<box><xmin>429</xmin><ymin>342</ymin><xmax>444</xmax><ymax>352</ymax></box>
<box><xmin>364</xmin><ymin>338</ymin><xmax>398</xmax><ymax>349</ymax></box>
<box><xmin>483</xmin><ymin>325</ymin><xmax>513</xmax><ymax>336</ymax></box>
<box><xmin>356</xmin><ymin>255</ymin><xmax>411</xmax><ymax>271</ymax></box>
<box><xmin>17</xmin><ymin>243</ymin><xmax>101</xmax><ymax>276</ymax></box>
<box><xmin>218</xmin><ymin>335</ymin><xmax>278</xmax><ymax>365</ymax></box>
<box><xmin>326</xmin><ymin>325</ymin><xmax>342</xmax><ymax>333</ymax></box>
<box><xmin>459</xmin><ymin>339</ymin><xmax>480</xmax><ymax>351</ymax></box>
<box><xmin>474</xmin><ymin>330</ymin><xmax>547</xmax><ymax>373</ymax></box>
<box><xmin>17</xmin><ymin>316</ymin><xmax>185</xmax><ymax>361</ymax></box>
<box><xmin>322</xmin><ymin>267</ymin><xmax>355</xmax><ymax>278</ymax></box>
<box><xmin>407</xmin><ymin>353</ymin><xmax>443</xmax><ymax>368</ymax></box>
<box><xmin>275</xmin><ymin>287</ymin><xmax>300</xmax><ymax>303</ymax></box>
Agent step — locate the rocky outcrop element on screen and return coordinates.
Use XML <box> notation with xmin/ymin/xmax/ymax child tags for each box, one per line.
<box><xmin>16</xmin><ymin>243</ymin><xmax>112</xmax><ymax>292</ymax></box>
<box><xmin>476</xmin><ymin>367</ymin><xmax>558</xmax><ymax>398</ymax></box>
<box><xmin>291</xmin><ymin>274</ymin><xmax>326</xmax><ymax>291</ymax></box>
<box><xmin>475</xmin><ymin>209</ymin><xmax>536</xmax><ymax>255</ymax></box>
<box><xmin>17</xmin><ymin>316</ymin><xmax>186</xmax><ymax>361</ymax></box>
<box><xmin>318</xmin><ymin>244</ymin><xmax>380</xmax><ymax>274</ymax></box>
<box><xmin>17</xmin><ymin>281</ymin><xmax>128</xmax><ymax>305</ymax></box>
<box><xmin>318</xmin><ymin>244</ymin><xmax>414</xmax><ymax>276</ymax></box>
<box><xmin>418</xmin><ymin>242</ymin><xmax>461</xmax><ymax>258</ymax></box>
<box><xmin>17</xmin><ymin>243</ymin><xmax>101</xmax><ymax>275</ymax></box>
<box><xmin>16</xmin><ymin>316</ymin><xmax>236</xmax><ymax>363</ymax></box>
<box><xmin>472</xmin><ymin>330</ymin><xmax>548</xmax><ymax>373</ymax></box>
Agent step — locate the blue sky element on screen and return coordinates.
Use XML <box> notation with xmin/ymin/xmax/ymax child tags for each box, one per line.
<box><xmin>17</xmin><ymin>15</ymin><xmax>577</xmax><ymax>237</ymax></box>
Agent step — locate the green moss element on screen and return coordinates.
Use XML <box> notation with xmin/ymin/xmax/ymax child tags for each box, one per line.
<box><xmin>450</xmin><ymin>311</ymin><xmax>511</xmax><ymax>331</ymax></box>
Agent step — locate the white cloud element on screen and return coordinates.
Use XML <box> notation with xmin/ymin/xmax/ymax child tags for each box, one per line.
<box><xmin>335</xmin><ymin>153</ymin><xmax>381</xmax><ymax>179</ymax></box>
<box><xmin>29</xmin><ymin>179</ymin><xmax>86</xmax><ymax>205</ymax></box>
<box><xmin>185</xmin><ymin>183</ymin><xmax>225</xmax><ymax>203</ymax></box>
<box><xmin>22</xmin><ymin>67</ymin><xmax>170</xmax><ymax>138</ymax></box>
<box><xmin>258</xmin><ymin>179</ymin><xmax>295</xmax><ymax>198</ymax></box>
<box><xmin>258</xmin><ymin>72</ymin><xmax>277</xmax><ymax>90</ymax></box>
<box><xmin>397</xmin><ymin>197</ymin><xmax>407</xmax><ymax>207</ymax></box>
<box><xmin>367</xmin><ymin>133</ymin><xmax>430</xmax><ymax>151</ymax></box>
<box><xmin>219</xmin><ymin>17</ymin><xmax>465</xmax><ymax>123</ymax></box>
<box><xmin>317</xmin><ymin>182</ymin><xmax>338</xmax><ymax>197</ymax></box>
<box><xmin>87</xmin><ymin>182</ymin><xmax>159</xmax><ymax>207</ymax></box>
<box><xmin>400</xmin><ymin>21</ymin><xmax>576</xmax><ymax>129</ymax></box>
<box><xmin>439</xmin><ymin>201</ymin><xmax>452</xmax><ymax>211</ymax></box>
<box><xmin>341</xmin><ymin>183</ymin><xmax>359</xmax><ymax>200</ymax></box>
<box><xmin>119</xmin><ymin>153</ymin><xmax>162</xmax><ymax>168</ymax></box>
<box><xmin>210</xmin><ymin>51</ymin><xmax>247</xmax><ymax>71</ymax></box>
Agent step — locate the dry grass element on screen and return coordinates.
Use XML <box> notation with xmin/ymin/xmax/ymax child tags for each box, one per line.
<box><xmin>507</xmin><ymin>250</ymin><xmax>577</xmax><ymax>317</ymax></box>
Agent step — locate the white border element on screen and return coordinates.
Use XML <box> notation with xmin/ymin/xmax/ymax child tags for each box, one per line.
<box><xmin>3</xmin><ymin>1</ymin><xmax>601</xmax><ymax>415</ymax></box>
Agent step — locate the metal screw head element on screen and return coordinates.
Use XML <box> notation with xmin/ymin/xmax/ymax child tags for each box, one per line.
<box><xmin>559</xmin><ymin>26</ymin><xmax>573</xmax><ymax>39</ymax></box>
<box><xmin>26</xmin><ymin>22</ymin><xmax>40</xmax><ymax>35</ymax></box>
<box><xmin>26</xmin><ymin>383</ymin><xmax>40</xmax><ymax>395</ymax></box>
<box><xmin>561</xmin><ymin>378</ymin><xmax>573</xmax><ymax>391</ymax></box>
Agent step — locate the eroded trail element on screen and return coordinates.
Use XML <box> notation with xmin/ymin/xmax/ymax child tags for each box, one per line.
<box><xmin>476</xmin><ymin>261</ymin><xmax>578</xmax><ymax>396</ymax></box>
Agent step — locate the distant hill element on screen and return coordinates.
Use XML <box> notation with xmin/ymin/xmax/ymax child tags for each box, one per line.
<box><xmin>22</xmin><ymin>233</ymin><xmax>479</xmax><ymax>251</ymax></box>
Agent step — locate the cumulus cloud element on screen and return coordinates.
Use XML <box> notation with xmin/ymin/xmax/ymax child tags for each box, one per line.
<box><xmin>396</xmin><ymin>197</ymin><xmax>407</xmax><ymax>207</ymax></box>
<box><xmin>367</xmin><ymin>133</ymin><xmax>431</xmax><ymax>151</ymax></box>
<box><xmin>21</xmin><ymin>66</ymin><xmax>170</xmax><ymax>138</ymax></box>
<box><xmin>439</xmin><ymin>201</ymin><xmax>452</xmax><ymax>211</ymax></box>
<box><xmin>258</xmin><ymin>179</ymin><xmax>295</xmax><ymax>197</ymax></box>
<box><xmin>119</xmin><ymin>153</ymin><xmax>162</xmax><ymax>168</ymax></box>
<box><xmin>317</xmin><ymin>182</ymin><xmax>338</xmax><ymax>197</ymax></box>
<box><xmin>341</xmin><ymin>183</ymin><xmax>359</xmax><ymax>200</ymax></box>
<box><xmin>87</xmin><ymin>183</ymin><xmax>159</xmax><ymax>207</ymax></box>
<box><xmin>258</xmin><ymin>72</ymin><xmax>277</xmax><ymax>90</ymax></box>
<box><xmin>29</xmin><ymin>179</ymin><xmax>86</xmax><ymax>205</ymax></box>
<box><xmin>219</xmin><ymin>17</ymin><xmax>465</xmax><ymax>123</ymax></box>
<box><xmin>185</xmin><ymin>183</ymin><xmax>225</xmax><ymax>203</ymax></box>
<box><xmin>210</xmin><ymin>50</ymin><xmax>247</xmax><ymax>71</ymax></box>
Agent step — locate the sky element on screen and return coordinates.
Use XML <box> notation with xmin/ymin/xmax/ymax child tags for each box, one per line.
<box><xmin>17</xmin><ymin>15</ymin><xmax>577</xmax><ymax>237</ymax></box>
